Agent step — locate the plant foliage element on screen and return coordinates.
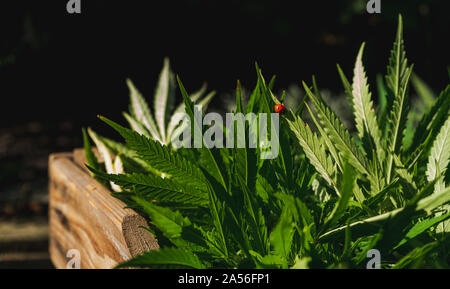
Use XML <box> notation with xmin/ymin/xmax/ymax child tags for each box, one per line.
<box><xmin>84</xmin><ymin>15</ymin><xmax>450</xmax><ymax>269</ymax></box>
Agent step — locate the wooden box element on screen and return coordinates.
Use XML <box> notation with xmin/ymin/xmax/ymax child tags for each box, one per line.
<box><xmin>48</xmin><ymin>149</ymin><xmax>159</xmax><ymax>269</ymax></box>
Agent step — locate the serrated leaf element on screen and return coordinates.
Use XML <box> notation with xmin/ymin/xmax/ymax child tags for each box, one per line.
<box><xmin>87</xmin><ymin>127</ymin><xmax>121</xmax><ymax>192</ymax></box>
<box><xmin>90</xmin><ymin>168</ymin><xmax>208</xmax><ymax>206</ymax></box>
<box><xmin>285</xmin><ymin>111</ymin><xmax>339</xmax><ymax>195</ymax></box>
<box><xmin>385</xmin><ymin>14</ymin><xmax>414</xmax><ymax>183</ymax></box>
<box><xmin>154</xmin><ymin>57</ymin><xmax>176</xmax><ymax>143</ymax></box>
<box><xmin>394</xmin><ymin>211</ymin><xmax>450</xmax><ymax>249</ymax></box>
<box><xmin>305</xmin><ymin>101</ymin><xmax>343</xmax><ymax>174</ymax></box>
<box><xmin>352</xmin><ymin>43</ymin><xmax>384</xmax><ymax>162</ymax></box>
<box><xmin>320</xmin><ymin>185</ymin><xmax>450</xmax><ymax>241</ymax></box>
<box><xmin>302</xmin><ymin>82</ymin><xmax>377</xmax><ymax>191</ymax></box>
<box><xmin>426</xmin><ymin>116</ymin><xmax>450</xmax><ymax>193</ymax></box>
<box><xmin>126</xmin><ymin>78</ymin><xmax>161</xmax><ymax>142</ymax></box>
<box><xmin>91</xmin><ymin>130</ymin><xmax>155</xmax><ymax>174</ymax></box>
<box><xmin>99</xmin><ymin>115</ymin><xmax>208</xmax><ymax>190</ymax></box>
<box><xmin>385</xmin><ymin>14</ymin><xmax>409</xmax><ymax>108</ymax></box>
<box><xmin>123</xmin><ymin>111</ymin><xmax>152</xmax><ymax>138</ymax></box>
<box><xmin>205</xmin><ymin>182</ymin><xmax>229</xmax><ymax>258</ymax></box>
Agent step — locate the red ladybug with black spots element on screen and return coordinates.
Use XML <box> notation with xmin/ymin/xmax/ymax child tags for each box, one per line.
<box><xmin>274</xmin><ymin>103</ymin><xmax>286</xmax><ymax>114</ymax></box>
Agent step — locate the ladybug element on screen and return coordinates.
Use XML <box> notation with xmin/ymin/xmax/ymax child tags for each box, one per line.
<box><xmin>274</xmin><ymin>103</ymin><xmax>286</xmax><ymax>114</ymax></box>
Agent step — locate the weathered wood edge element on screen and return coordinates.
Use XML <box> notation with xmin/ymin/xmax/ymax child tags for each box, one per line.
<box><xmin>48</xmin><ymin>151</ymin><xmax>159</xmax><ymax>269</ymax></box>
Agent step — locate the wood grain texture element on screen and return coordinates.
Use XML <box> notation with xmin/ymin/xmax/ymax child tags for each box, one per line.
<box><xmin>48</xmin><ymin>151</ymin><xmax>159</xmax><ymax>269</ymax></box>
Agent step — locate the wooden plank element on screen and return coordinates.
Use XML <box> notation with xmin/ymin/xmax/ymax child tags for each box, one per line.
<box><xmin>48</xmin><ymin>152</ymin><xmax>159</xmax><ymax>269</ymax></box>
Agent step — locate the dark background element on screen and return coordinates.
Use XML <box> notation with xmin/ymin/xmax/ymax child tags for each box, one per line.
<box><xmin>1</xmin><ymin>0</ymin><xmax>449</xmax><ymax>127</ymax></box>
<box><xmin>0</xmin><ymin>0</ymin><xmax>448</xmax><ymax>268</ymax></box>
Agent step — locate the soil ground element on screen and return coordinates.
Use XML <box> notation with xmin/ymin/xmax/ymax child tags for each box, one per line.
<box><xmin>0</xmin><ymin>120</ymin><xmax>82</xmax><ymax>269</ymax></box>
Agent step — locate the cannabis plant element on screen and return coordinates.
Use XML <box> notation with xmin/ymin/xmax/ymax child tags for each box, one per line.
<box><xmin>84</xmin><ymin>15</ymin><xmax>450</xmax><ymax>268</ymax></box>
<box><xmin>83</xmin><ymin>58</ymin><xmax>215</xmax><ymax>191</ymax></box>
